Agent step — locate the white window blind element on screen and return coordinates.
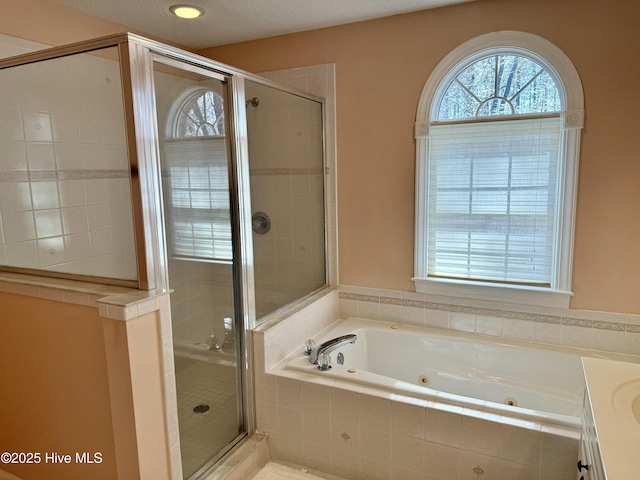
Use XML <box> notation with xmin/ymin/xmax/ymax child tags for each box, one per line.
<box><xmin>163</xmin><ymin>139</ymin><xmax>232</xmax><ymax>261</ymax></box>
<box><xmin>427</xmin><ymin>117</ymin><xmax>561</xmax><ymax>285</ymax></box>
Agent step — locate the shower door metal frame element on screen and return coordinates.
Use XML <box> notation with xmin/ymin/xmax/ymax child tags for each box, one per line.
<box><xmin>123</xmin><ymin>32</ymin><xmax>329</xmax><ymax>478</ymax></box>
<box><xmin>125</xmin><ymin>37</ymin><xmax>259</xmax><ymax>477</ymax></box>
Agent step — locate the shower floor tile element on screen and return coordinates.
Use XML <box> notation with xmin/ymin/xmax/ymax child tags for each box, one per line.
<box><xmin>176</xmin><ymin>358</ymin><xmax>241</xmax><ymax>477</ymax></box>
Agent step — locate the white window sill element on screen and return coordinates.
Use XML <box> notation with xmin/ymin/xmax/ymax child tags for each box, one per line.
<box><xmin>412</xmin><ymin>277</ymin><xmax>572</xmax><ymax>309</ymax></box>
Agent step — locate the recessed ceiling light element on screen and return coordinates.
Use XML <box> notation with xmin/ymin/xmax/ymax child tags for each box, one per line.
<box><xmin>169</xmin><ymin>4</ymin><xmax>205</xmax><ymax>19</ymax></box>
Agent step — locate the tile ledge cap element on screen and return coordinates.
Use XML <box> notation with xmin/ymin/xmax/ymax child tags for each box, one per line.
<box><xmin>0</xmin><ymin>272</ymin><xmax>170</xmax><ymax>318</ymax></box>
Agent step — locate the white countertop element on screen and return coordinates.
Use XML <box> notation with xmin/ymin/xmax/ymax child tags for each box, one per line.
<box><xmin>582</xmin><ymin>357</ymin><xmax>640</xmax><ymax>480</ymax></box>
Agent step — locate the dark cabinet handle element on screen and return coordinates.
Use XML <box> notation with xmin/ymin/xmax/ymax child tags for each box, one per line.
<box><xmin>577</xmin><ymin>460</ymin><xmax>589</xmax><ymax>472</ymax></box>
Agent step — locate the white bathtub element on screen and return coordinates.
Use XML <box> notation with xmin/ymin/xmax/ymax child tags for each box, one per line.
<box><xmin>283</xmin><ymin>318</ymin><xmax>631</xmax><ymax>430</ymax></box>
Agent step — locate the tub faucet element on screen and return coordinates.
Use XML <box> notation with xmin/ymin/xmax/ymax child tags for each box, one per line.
<box><xmin>307</xmin><ymin>334</ymin><xmax>357</xmax><ymax>365</ymax></box>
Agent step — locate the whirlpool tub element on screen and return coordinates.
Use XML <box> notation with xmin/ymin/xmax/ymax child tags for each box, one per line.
<box><xmin>283</xmin><ymin>317</ymin><xmax>629</xmax><ymax>430</ymax></box>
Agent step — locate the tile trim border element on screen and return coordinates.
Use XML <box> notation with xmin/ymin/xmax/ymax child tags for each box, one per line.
<box><xmin>338</xmin><ymin>285</ymin><xmax>640</xmax><ymax>356</ymax></box>
<box><xmin>338</xmin><ymin>290</ymin><xmax>638</xmax><ymax>333</ymax></box>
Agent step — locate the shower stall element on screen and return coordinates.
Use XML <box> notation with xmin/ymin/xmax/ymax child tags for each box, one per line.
<box><xmin>0</xmin><ymin>34</ymin><xmax>328</xmax><ymax>479</ymax></box>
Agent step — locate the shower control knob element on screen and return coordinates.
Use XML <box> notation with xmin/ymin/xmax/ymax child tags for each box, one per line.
<box><xmin>252</xmin><ymin>212</ymin><xmax>271</xmax><ymax>234</ymax></box>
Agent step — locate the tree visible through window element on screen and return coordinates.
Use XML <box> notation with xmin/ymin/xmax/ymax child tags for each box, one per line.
<box><xmin>414</xmin><ymin>33</ymin><xmax>584</xmax><ymax>306</ymax></box>
<box><xmin>175</xmin><ymin>90</ymin><xmax>226</xmax><ymax>137</ymax></box>
<box><xmin>438</xmin><ymin>54</ymin><xmax>560</xmax><ymax>120</ymax></box>
<box><xmin>429</xmin><ymin>54</ymin><xmax>561</xmax><ymax>285</ymax></box>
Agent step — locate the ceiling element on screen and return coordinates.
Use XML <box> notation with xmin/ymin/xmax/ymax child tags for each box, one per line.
<box><xmin>54</xmin><ymin>0</ymin><xmax>474</xmax><ymax>49</ymax></box>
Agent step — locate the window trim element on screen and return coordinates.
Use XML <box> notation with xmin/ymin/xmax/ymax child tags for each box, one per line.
<box><xmin>414</xmin><ymin>32</ymin><xmax>584</xmax><ymax>308</ymax></box>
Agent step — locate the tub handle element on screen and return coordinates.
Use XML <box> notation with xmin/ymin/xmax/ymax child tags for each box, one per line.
<box><xmin>303</xmin><ymin>339</ymin><xmax>317</xmax><ymax>356</ymax></box>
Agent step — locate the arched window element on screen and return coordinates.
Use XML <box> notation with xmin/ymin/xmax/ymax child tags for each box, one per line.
<box><xmin>171</xmin><ymin>88</ymin><xmax>226</xmax><ymax>138</ymax></box>
<box><xmin>163</xmin><ymin>87</ymin><xmax>232</xmax><ymax>262</ymax></box>
<box><xmin>414</xmin><ymin>32</ymin><xmax>584</xmax><ymax>307</ymax></box>
<box><xmin>437</xmin><ymin>54</ymin><xmax>561</xmax><ymax>119</ymax></box>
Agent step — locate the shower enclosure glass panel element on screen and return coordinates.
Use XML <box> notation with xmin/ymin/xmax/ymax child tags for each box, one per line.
<box><xmin>153</xmin><ymin>60</ymin><xmax>244</xmax><ymax>478</ymax></box>
<box><xmin>245</xmin><ymin>80</ymin><xmax>326</xmax><ymax>319</ymax></box>
<box><xmin>0</xmin><ymin>47</ymin><xmax>137</xmax><ymax>282</ymax></box>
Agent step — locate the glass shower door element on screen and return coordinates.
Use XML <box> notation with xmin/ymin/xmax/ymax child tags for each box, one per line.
<box><xmin>152</xmin><ymin>59</ymin><xmax>245</xmax><ymax>478</ymax></box>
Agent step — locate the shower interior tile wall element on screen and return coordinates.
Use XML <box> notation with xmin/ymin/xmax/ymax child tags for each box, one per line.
<box><xmin>0</xmin><ymin>34</ymin><xmax>137</xmax><ymax>280</ymax></box>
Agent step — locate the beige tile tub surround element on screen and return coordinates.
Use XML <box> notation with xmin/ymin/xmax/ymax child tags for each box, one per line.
<box><xmin>258</xmin><ymin>369</ymin><xmax>579</xmax><ymax>480</ymax></box>
<box><xmin>254</xmin><ymin>286</ymin><xmax>640</xmax><ymax>480</ymax></box>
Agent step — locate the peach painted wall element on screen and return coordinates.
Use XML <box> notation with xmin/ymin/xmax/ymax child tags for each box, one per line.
<box><xmin>2</xmin><ymin>0</ymin><xmax>637</xmax><ymax>314</ymax></box>
<box><xmin>0</xmin><ymin>291</ymin><xmax>171</xmax><ymax>480</ymax></box>
<box><xmin>0</xmin><ymin>292</ymin><xmax>118</xmax><ymax>480</ymax></box>
<box><xmin>0</xmin><ymin>0</ymin><xmax>186</xmax><ymax>49</ymax></box>
<box><xmin>0</xmin><ymin>0</ymin><xmax>126</xmax><ymax>47</ymax></box>
<box><xmin>200</xmin><ymin>0</ymin><xmax>640</xmax><ymax>314</ymax></box>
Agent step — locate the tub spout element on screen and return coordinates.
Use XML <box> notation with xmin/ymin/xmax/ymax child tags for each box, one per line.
<box><xmin>308</xmin><ymin>334</ymin><xmax>357</xmax><ymax>365</ymax></box>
